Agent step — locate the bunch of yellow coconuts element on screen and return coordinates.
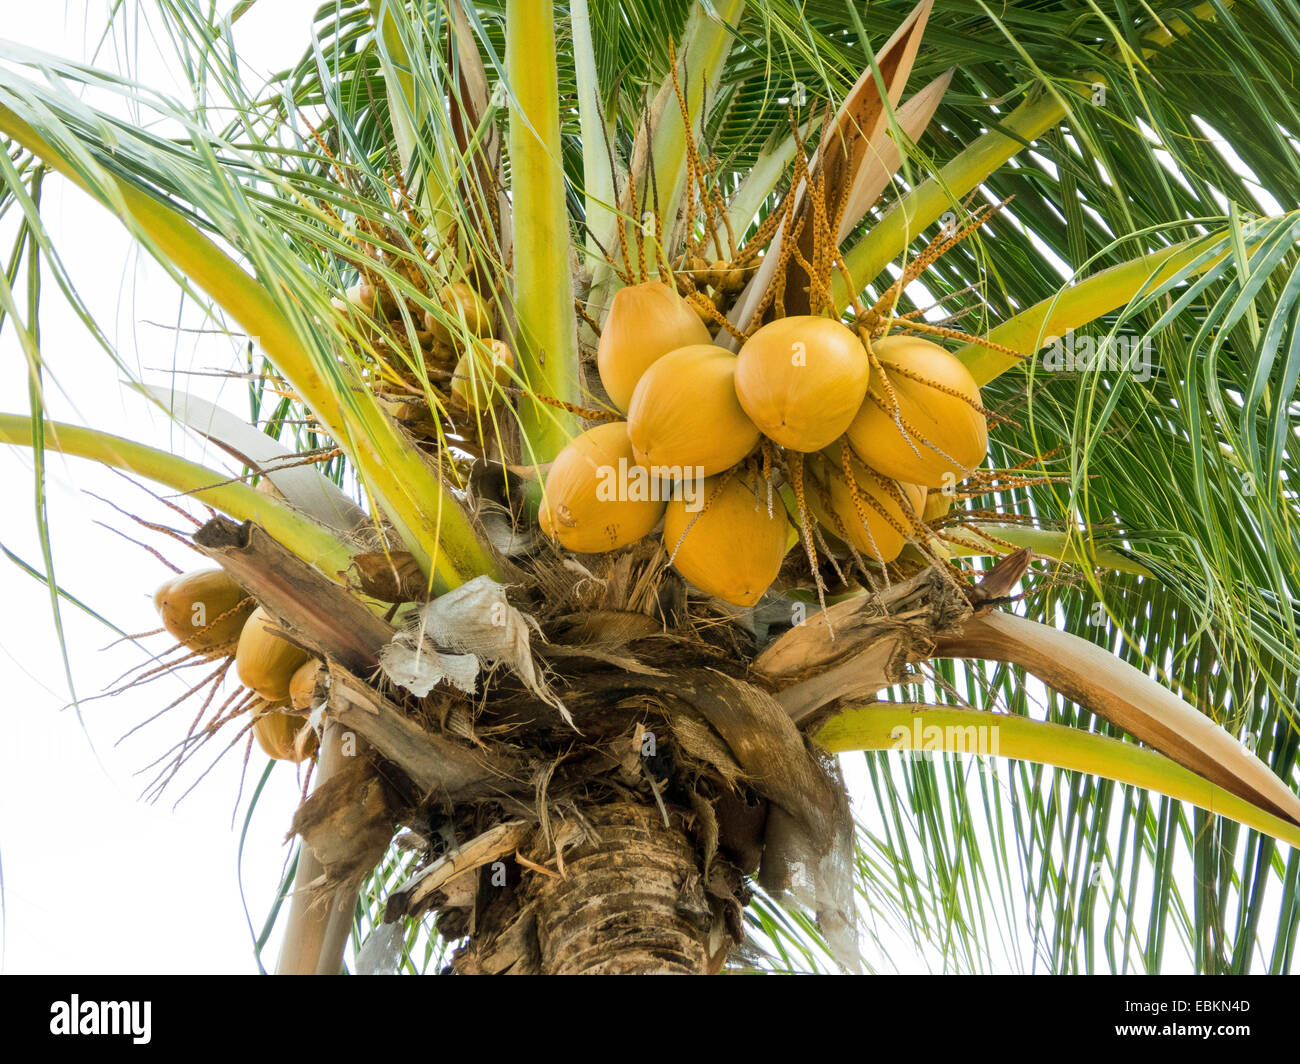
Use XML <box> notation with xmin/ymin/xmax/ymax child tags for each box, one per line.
<box><xmin>152</xmin><ymin>571</ymin><xmax>323</xmax><ymax>763</ymax></box>
<box><xmin>539</xmin><ymin>280</ymin><xmax>988</xmax><ymax>606</ymax></box>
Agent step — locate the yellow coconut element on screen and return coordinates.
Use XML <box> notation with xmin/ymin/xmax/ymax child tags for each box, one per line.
<box><xmin>289</xmin><ymin>659</ymin><xmax>324</xmax><ymax>712</ymax></box>
<box><xmin>709</xmin><ymin>260</ymin><xmax>747</xmax><ymax>295</ymax></box>
<box><xmin>845</xmin><ymin>335</ymin><xmax>987</xmax><ymax>487</ymax></box>
<box><xmin>922</xmin><ymin>490</ymin><xmax>952</xmax><ymax>523</ymax></box>
<box><xmin>734</xmin><ymin>315</ymin><xmax>870</xmax><ymax>452</ymax></box>
<box><xmin>452</xmin><ymin>338</ymin><xmax>516</xmax><ymax>414</ymax></box>
<box><xmin>425</xmin><ymin>281</ymin><xmax>492</xmax><ymax>345</ymax></box>
<box><xmin>153</xmin><ymin>569</ymin><xmax>254</xmax><ymax>657</ymax></box>
<box><xmin>803</xmin><ymin>455</ymin><xmax>893</xmax><ymax>560</ymax></box>
<box><xmin>597</xmin><ymin>281</ymin><xmax>713</xmax><ymax>411</ymax></box>
<box><xmin>627</xmin><ymin>344</ymin><xmax>760</xmax><ymax>478</ymax></box>
<box><xmin>663</xmin><ymin>471</ymin><xmax>790</xmax><ymax>606</ymax></box>
<box><xmin>236</xmin><ymin>607</ymin><xmax>312</xmax><ymax>702</ymax></box>
<box><xmin>539</xmin><ymin>421</ymin><xmax>667</xmax><ymax>553</ymax></box>
<box><xmin>252</xmin><ymin>706</ymin><xmax>317</xmax><ymax>763</ymax></box>
<box><xmin>809</xmin><ymin>443</ymin><xmax>926</xmax><ymax>564</ymax></box>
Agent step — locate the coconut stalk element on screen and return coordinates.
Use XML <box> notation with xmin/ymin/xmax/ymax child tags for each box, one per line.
<box><xmin>275</xmin><ymin>722</ymin><xmax>359</xmax><ymax>975</ymax></box>
<box><xmin>953</xmin><ymin>226</ymin><xmax>1260</xmax><ymax>385</ymax></box>
<box><xmin>0</xmin><ymin>414</ymin><xmax>355</xmax><ymax>576</ymax></box>
<box><xmin>931</xmin><ymin>611</ymin><xmax>1300</xmax><ymax>825</ymax></box>
<box><xmin>505</xmin><ymin>0</ymin><xmax>581</xmax><ymax>464</ymax></box>
<box><xmin>815</xmin><ymin>705</ymin><xmax>1300</xmax><ymax>848</ymax></box>
<box><xmin>526</xmin><ymin>802</ymin><xmax>714</xmax><ymax>974</ymax></box>
<box><xmin>938</xmin><ymin>523</ymin><xmax>1151</xmax><ymax>576</ymax></box>
<box><xmin>450</xmin><ymin>802</ymin><xmax>715</xmax><ymax>974</ymax></box>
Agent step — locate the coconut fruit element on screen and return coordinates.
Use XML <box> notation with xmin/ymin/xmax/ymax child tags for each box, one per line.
<box><xmin>289</xmin><ymin>659</ymin><xmax>324</xmax><ymax>711</ymax></box>
<box><xmin>346</xmin><ymin>281</ymin><xmax>377</xmax><ymax>312</ymax></box>
<box><xmin>663</xmin><ymin>471</ymin><xmax>790</xmax><ymax>606</ymax></box>
<box><xmin>597</xmin><ymin>281</ymin><xmax>713</xmax><ymax>411</ymax></box>
<box><xmin>734</xmin><ymin>315</ymin><xmax>870</xmax><ymax>452</ymax></box>
<box><xmin>153</xmin><ymin>569</ymin><xmax>254</xmax><ymax>657</ymax></box>
<box><xmin>627</xmin><ymin>344</ymin><xmax>760</xmax><ymax>478</ymax></box>
<box><xmin>236</xmin><ymin>607</ymin><xmax>312</xmax><ymax>702</ymax></box>
<box><xmin>425</xmin><ymin>282</ymin><xmax>492</xmax><ymax>345</ymax></box>
<box><xmin>452</xmin><ymin>338</ymin><xmax>515</xmax><ymax>414</ymax></box>
<box><xmin>845</xmin><ymin>334</ymin><xmax>987</xmax><ymax>487</ymax></box>
<box><xmin>710</xmin><ymin>260</ymin><xmax>747</xmax><ymax>295</ymax></box>
<box><xmin>330</xmin><ymin>281</ymin><xmax>382</xmax><ymax>317</ymax></box>
<box><xmin>539</xmin><ymin>421</ymin><xmax>666</xmax><ymax>553</ymax></box>
<box><xmin>809</xmin><ymin>443</ymin><xmax>926</xmax><ymax>564</ymax></box>
<box><xmin>922</xmin><ymin>490</ymin><xmax>953</xmax><ymax>522</ymax></box>
<box><xmin>252</xmin><ymin>706</ymin><xmax>317</xmax><ymax>763</ymax></box>
<box><xmin>349</xmin><ymin>279</ymin><xmax>402</xmax><ymax>318</ymax></box>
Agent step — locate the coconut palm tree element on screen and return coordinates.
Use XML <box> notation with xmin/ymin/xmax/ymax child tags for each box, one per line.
<box><xmin>3</xmin><ymin>0</ymin><xmax>1300</xmax><ymax>974</ymax></box>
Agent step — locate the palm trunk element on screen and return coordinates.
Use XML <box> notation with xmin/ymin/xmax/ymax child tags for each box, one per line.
<box><xmin>532</xmin><ymin>803</ymin><xmax>713</xmax><ymax>974</ymax></box>
<box><xmin>276</xmin><ymin>724</ymin><xmax>360</xmax><ymax>975</ymax></box>
<box><xmin>455</xmin><ymin>802</ymin><xmax>715</xmax><ymax>975</ymax></box>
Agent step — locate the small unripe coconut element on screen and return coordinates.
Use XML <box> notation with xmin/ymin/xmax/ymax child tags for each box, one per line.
<box><xmin>539</xmin><ymin>422</ymin><xmax>666</xmax><ymax>554</ymax></box>
<box><xmin>252</xmin><ymin>706</ymin><xmax>317</xmax><ymax>763</ymax></box>
<box><xmin>735</xmin><ymin>316</ymin><xmax>870</xmax><ymax>452</ymax></box>
<box><xmin>710</xmin><ymin>260</ymin><xmax>747</xmax><ymax>294</ymax></box>
<box><xmin>236</xmin><ymin>607</ymin><xmax>312</xmax><ymax>702</ymax></box>
<box><xmin>452</xmin><ymin>338</ymin><xmax>516</xmax><ymax>414</ymax></box>
<box><xmin>694</xmin><ymin>265</ymin><xmax>721</xmax><ymax>290</ymax></box>
<box><xmin>153</xmin><ymin>569</ymin><xmax>254</xmax><ymax>657</ymax></box>
<box><xmin>345</xmin><ymin>281</ymin><xmax>377</xmax><ymax>313</ymax></box>
<box><xmin>809</xmin><ymin>443</ymin><xmax>926</xmax><ymax>564</ymax></box>
<box><xmin>424</xmin><ymin>282</ymin><xmax>492</xmax><ymax>346</ymax></box>
<box><xmin>627</xmin><ymin>344</ymin><xmax>760</xmax><ymax>477</ymax></box>
<box><xmin>597</xmin><ymin>281</ymin><xmax>713</xmax><ymax>411</ymax></box>
<box><xmin>289</xmin><ymin>659</ymin><xmax>324</xmax><ymax>711</ymax></box>
<box><xmin>845</xmin><ymin>335</ymin><xmax>987</xmax><ymax>487</ymax></box>
<box><xmin>677</xmin><ymin>253</ymin><xmax>712</xmax><ymax>285</ymax></box>
<box><xmin>663</xmin><ymin>471</ymin><xmax>790</xmax><ymax>606</ymax></box>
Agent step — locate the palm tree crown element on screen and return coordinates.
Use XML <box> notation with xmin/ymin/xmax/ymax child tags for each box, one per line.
<box><xmin>2</xmin><ymin>0</ymin><xmax>1299</xmax><ymax>973</ymax></box>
